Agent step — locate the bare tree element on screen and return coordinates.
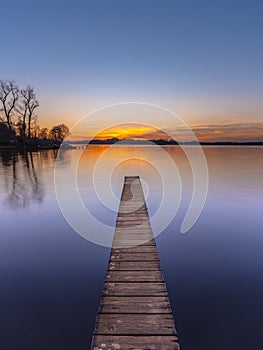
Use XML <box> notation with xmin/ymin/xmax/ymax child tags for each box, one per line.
<box><xmin>0</xmin><ymin>80</ymin><xmax>19</xmax><ymax>130</ymax></box>
<box><xmin>15</xmin><ymin>86</ymin><xmax>39</xmax><ymax>139</ymax></box>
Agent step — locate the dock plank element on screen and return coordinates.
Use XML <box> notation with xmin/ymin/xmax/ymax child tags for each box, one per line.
<box><xmin>103</xmin><ymin>282</ymin><xmax>168</xmax><ymax>297</ymax></box>
<box><xmin>94</xmin><ymin>314</ymin><xmax>176</xmax><ymax>335</ymax></box>
<box><xmin>108</xmin><ymin>261</ymin><xmax>160</xmax><ymax>271</ymax></box>
<box><xmin>100</xmin><ymin>296</ymin><xmax>172</xmax><ymax>314</ymax></box>
<box><xmin>92</xmin><ymin>335</ymin><xmax>180</xmax><ymax>350</ymax></box>
<box><xmin>110</xmin><ymin>252</ymin><xmax>159</xmax><ymax>261</ymax></box>
<box><xmin>105</xmin><ymin>270</ymin><xmax>163</xmax><ymax>283</ymax></box>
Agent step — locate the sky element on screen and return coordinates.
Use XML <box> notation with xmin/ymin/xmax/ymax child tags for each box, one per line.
<box><xmin>0</xmin><ymin>0</ymin><xmax>262</xmax><ymax>141</ymax></box>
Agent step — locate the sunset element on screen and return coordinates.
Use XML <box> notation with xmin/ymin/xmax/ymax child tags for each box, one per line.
<box><xmin>67</xmin><ymin>121</ymin><xmax>263</xmax><ymax>142</ymax></box>
<box><xmin>1</xmin><ymin>1</ymin><xmax>262</xmax><ymax>143</ymax></box>
<box><xmin>94</xmin><ymin>125</ymin><xmax>158</xmax><ymax>140</ymax></box>
<box><xmin>0</xmin><ymin>1</ymin><xmax>262</xmax><ymax>350</ymax></box>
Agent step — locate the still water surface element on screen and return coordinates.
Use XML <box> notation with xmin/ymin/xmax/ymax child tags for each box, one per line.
<box><xmin>0</xmin><ymin>146</ymin><xmax>263</xmax><ymax>350</ymax></box>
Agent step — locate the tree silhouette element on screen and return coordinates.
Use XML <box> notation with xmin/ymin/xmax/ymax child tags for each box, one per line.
<box><xmin>15</xmin><ymin>86</ymin><xmax>39</xmax><ymax>139</ymax></box>
<box><xmin>49</xmin><ymin>124</ymin><xmax>69</xmax><ymax>142</ymax></box>
<box><xmin>38</xmin><ymin>127</ymin><xmax>49</xmax><ymax>139</ymax></box>
<box><xmin>0</xmin><ymin>80</ymin><xmax>19</xmax><ymax>130</ymax></box>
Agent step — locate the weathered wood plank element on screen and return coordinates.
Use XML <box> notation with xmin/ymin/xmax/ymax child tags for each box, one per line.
<box><xmin>115</xmin><ymin>228</ymin><xmax>153</xmax><ymax>234</ymax></box>
<box><xmin>94</xmin><ymin>314</ymin><xmax>176</xmax><ymax>335</ymax></box>
<box><xmin>113</xmin><ymin>239</ymin><xmax>156</xmax><ymax>245</ymax></box>
<box><xmin>103</xmin><ymin>282</ymin><xmax>168</xmax><ymax>296</ymax></box>
<box><xmin>116</xmin><ymin>216</ymin><xmax>149</xmax><ymax>221</ymax></box>
<box><xmin>110</xmin><ymin>252</ymin><xmax>159</xmax><ymax>261</ymax></box>
<box><xmin>112</xmin><ymin>246</ymin><xmax>158</xmax><ymax>253</ymax></box>
<box><xmin>91</xmin><ymin>176</ymin><xmax>179</xmax><ymax>350</ymax></box>
<box><xmin>92</xmin><ymin>335</ymin><xmax>180</xmax><ymax>350</ymax></box>
<box><xmin>100</xmin><ymin>296</ymin><xmax>171</xmax><ymax>314</ymax></box>
<box><xmin>105</xmin><ymin>270</ymin><xmax>164</xmax><ymax>283</ymax></box>
<box><xmin>113</xmin><ymin>232</ymin><xmax>154</xmax><ymax>238</ymax></box>
<box><xmin>117</xmin><ymin>213</ymin><xmax>149</xmax><ymax>217</ymax></box>
<box><xmin>108</xmin><ymin>261</ymin><xmax>160</xmax><ymax>271</ymax></box>
<box><xmin>112</xmin><ymin>240</ymin><xmax>155</xmax><ymax>249</ymax></box>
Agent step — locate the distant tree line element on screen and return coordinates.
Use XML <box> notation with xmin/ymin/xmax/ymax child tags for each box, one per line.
<box><xmin>87</xmin><ymin>138</ymin><xmax>179</xmax><ymax>145</ymax></box>
<box><xmin>71</xmin><ymin>137</ymin><xmax>263</xmax><ymax>146</ymax></box>
<box><xmin>0</xmin><ymin>80</ymin><xmax>69</xmax><ymax>148</ymax></box>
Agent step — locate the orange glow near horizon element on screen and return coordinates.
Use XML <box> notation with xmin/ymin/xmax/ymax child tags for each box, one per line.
<box><xmin>67</xmin><ymin>122</ymin><xmax>263</xmax><ymax>143</ymax></box>
<box><xmin>95</xmin><ymin>126</ymin><xmax>166</xmax><ymax>140</ymax></box>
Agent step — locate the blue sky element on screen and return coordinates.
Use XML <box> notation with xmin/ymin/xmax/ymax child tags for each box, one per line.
<box><xmin>0</xmin><ymin>0</ymin><xmax>262</xmax><ymax>139</ymax></box>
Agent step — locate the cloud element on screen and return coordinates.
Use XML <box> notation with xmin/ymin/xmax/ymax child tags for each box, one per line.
<box><xmin>164</xmin><ymin>122</ymin><xmax>263</xmax><ymax>142</ymax></box>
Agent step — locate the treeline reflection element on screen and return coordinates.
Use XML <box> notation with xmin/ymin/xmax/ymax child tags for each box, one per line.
<box><xmin>0</xmin><ymin>149</ymin><xmax>59</xmax><ymax>209</ymax></box>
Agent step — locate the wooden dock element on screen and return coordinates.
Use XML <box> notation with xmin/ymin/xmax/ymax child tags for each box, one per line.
<box><xmin>91</xmin><ymin>176</ymin><xmax>179</xmax><ymax>350</ymax></box>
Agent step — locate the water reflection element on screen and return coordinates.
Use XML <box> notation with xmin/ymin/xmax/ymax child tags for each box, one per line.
<box><xmin>0</xmin><ymin>150</ymin><xmax>51</xmax><ymax>209</ymax></box>
<box><xmin>0</xmin><ymin>146</ymin><xmax>263</xmax><ymax>350</ymax></box>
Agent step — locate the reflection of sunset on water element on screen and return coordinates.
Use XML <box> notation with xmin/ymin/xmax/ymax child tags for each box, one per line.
<box><xmin>1</xmin><ymin>145</ymin><xmax>263</xmax><ymax>350</ymax></box>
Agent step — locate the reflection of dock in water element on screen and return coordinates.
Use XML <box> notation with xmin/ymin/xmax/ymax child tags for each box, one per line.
<box><xmin>92</xmin><ymin>176</ymin><xmax>179</xmax><ymax>350</ymax></box>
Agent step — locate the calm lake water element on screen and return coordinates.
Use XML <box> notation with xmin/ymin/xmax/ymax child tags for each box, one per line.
<box><xmin>0</xmin><ymin>145</ymin><xmax>263</xmax><ymax>350</ymax></box>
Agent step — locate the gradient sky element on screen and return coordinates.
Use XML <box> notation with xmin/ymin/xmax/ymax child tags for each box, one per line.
<box><xmin>1</xmin><ymin>0</ymin><xmax>262</xmax><ymax>141</ymax></box>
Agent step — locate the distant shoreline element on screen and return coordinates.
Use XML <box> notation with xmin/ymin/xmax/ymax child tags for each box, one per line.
<box><xmin>1</xmin><ymin>140</ymin><xmax>262</xmax><ymax>151</ymax></box>
<box><xmin>67</xmin><ymin>139</ymin><xmax>263</xmax><ymax>146</ymax></box>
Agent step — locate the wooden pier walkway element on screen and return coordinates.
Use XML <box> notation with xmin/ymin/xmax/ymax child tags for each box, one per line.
<box><xmin>91</xmin><ymin>176</ymin><xmax>179</xmax><ymax>350</ymax></box>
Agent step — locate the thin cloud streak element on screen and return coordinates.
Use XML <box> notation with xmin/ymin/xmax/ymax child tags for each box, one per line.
<box><xmin>163</xmin><ymin>122</ymin><xmax>263</xmax><ymax>142</ymax></box>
